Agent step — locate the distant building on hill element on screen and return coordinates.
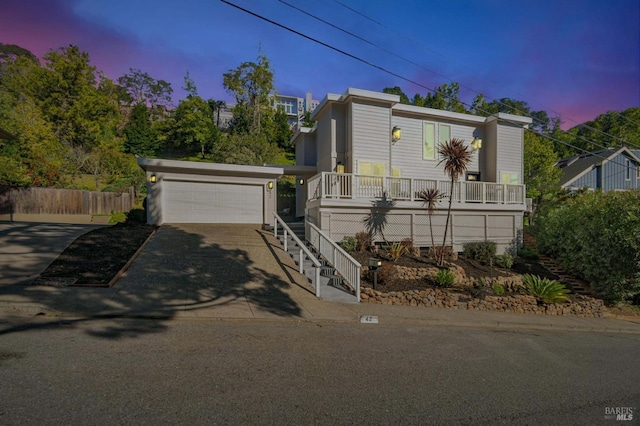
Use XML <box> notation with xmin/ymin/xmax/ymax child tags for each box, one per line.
<box><xmin>217</xmin><ymin>92</ymin><xmax>319</xmax><ymax>131</ymax></box>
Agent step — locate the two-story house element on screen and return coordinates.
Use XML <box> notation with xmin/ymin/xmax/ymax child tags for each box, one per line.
<box><xmin>291</xmin><ymin>88</ymin><xmax>532</xmax><ymax>254</ymax></box>
<box><xmin>557</xmin><ymin>146</ymin><xmax>640</xmax><ymax>192</ymax></box>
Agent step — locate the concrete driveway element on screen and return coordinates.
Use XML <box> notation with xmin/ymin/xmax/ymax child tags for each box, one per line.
<box><xmin>107</xmin><ymin>223</ymin><xmax>356</xmax><ymax>320</ymax></box>
<box><xmin>0</xmin><ymin>221</ymin><xmax>104</xmax><ymax>286</ymax></box>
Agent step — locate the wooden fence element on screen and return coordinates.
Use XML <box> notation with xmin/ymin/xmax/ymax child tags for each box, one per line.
<box><xmin>0</xmin><ymin>186</ymin><xmax>135</xmax><ymax>216</ymax></box>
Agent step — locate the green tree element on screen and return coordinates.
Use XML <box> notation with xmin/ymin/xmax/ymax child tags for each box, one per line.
<box><xmin>32</xmin><ymin>45</ymin><xmax>121</xmax><ymax>150</ymax></box>
<box><xmin>207</xmin><ymin>99</ymin><xmax>227</xmax><ymax>128</ymax></box>
<box><xmin>123</xmin><ymin>103</ymin><xmax>159</xmax><ymax>156</ymax></box>
<box><xmin>424</xmin><ymin>83</ymin><xmax>467</xmax><ymax>113</ymax></box>
<box><xmin>523</xmin><ymin>131</ymin><xmax>561</xmax><ymax>208</ymax></box>
<box><xmin>382</xmin><ymin>86</ymin><xmax>410</xmax><ymax>104</ymax></box>
<box><xmin>169</xmin><ymin>74</ymin><xmax>218</xmax><ymax>157</ymax></box>
<box><xmin>269</xmin><ymin>107</ymin><xmax>293</xmax><ymax>150</ymax></box>
<box><xmin>223</xmin><ymin>53</ymin><xmax>274</xmax><ymax>135</ymax></box>
<box><xmin>117</xmin><ymin>68</ymin><xmax>173</xmax><ymax>109</ymax></box>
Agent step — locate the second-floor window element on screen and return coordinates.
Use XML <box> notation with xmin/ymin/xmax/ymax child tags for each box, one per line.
<box><xmin>626</xmin><ymin>159</ymin><xmax>631</xmax><ymax>180</ymax></box>
<box><xmin>423</xmin><ymin>122</ymin><xmax>451</xmax><ymax>160</ymax></box>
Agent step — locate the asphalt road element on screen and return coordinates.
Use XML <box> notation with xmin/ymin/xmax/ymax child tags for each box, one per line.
<box><xmin>1</xmin><ymin>318</ymin><xmax>638</xmax><ymax>425</ymax></box>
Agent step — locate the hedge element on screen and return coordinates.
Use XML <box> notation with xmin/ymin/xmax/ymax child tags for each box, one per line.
<box><xmin>536</xmin><ymin>190</ymin><xmax>640</xmax><ymax>303</ymax></box>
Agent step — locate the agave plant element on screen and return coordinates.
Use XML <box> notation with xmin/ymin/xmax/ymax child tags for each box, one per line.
<box><xmin>521</xmin><ymin>274</ymin><xmax>570</xmax><ymax>304</ymax></box>
<box><xmin>437</xmin><ymin>138</ymin><xmax>473</xmax><ymax>265</ymax></box>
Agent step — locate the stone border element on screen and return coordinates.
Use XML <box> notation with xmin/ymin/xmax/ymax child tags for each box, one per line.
<box><xmin>360</xmin><ymin>288</ymin><xmax>607</xmax><ymax>318</ymax></box>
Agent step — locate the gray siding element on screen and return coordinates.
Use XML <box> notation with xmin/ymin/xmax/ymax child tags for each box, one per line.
<box><xmin>390</xmin><ymin>115</ymin><xmax>482</xmax><ymax>180</ymax></box>
<box><xmin>315</xmin><ymin>107</ymin><xmax>333</xmax><ymax>172</ymax></box>
<box><xmin>496</xmin><ymin>122</ymin><xmax>523</xmax><ymax>184</ymax></box>
<box><xmin>351</xmin><ymin>100</ymin><xmax>391</xmax><ymax>174</ymax></box>
<box><xmin>603</xmin><ymin>152</ymin><xmax>640</xmax><ymax>191</ymax></box>
<box><xmin>318</xmin><ymin>207</ymin><xmax>519</xmax><ymax>254</ymax></box>
<box><xmin>295</xmin><ymin>133</ymin><xmax>317</xmax><ymax>167</ymax></box>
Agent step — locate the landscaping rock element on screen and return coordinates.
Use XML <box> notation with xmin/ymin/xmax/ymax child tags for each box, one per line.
<box><xmin>359</xmin><ymin>287</ymin><xmax>607</xmax><ymax>318</ymax></box>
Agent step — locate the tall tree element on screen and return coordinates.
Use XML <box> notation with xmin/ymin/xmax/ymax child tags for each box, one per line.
<box><xmin>169</xmin><ymin>74</ymin><xmax>218</xmax><ymax>157</ymax></box>
<box><xmin>382</xmin><ymin>86</ymin><xmax>410</xmax><ymax>104</ymax></box>
<box><xmin>117</xmin><ymin>68</ymin><xmax>173</xmax><ymax>109</ymax></box>
<box><xmin>33</xmin><ymin>45</ymin><xmax>121</xmax><ymax>150</ymax></box>
<box><xmin>207</xmin><ymin>99</ymin><xmax>227</xmax><ymax>128</ymax></box>
<box><xmin>423</xmin><ymin>83</ymin><xmax>467</xmax><ymax>113</ymax></box>
<box><xmin>223</xmin><ymin>53</ymin><xmax>274</xmax><ymax>135</ymax></box>
<box><xmin>123</xmin><ymin>103</ymin><xmax>159</xmax><ymax>156</ymax></box>
<box><xmin>523</xmin><ymin>131</ymin><xmax>561</xmax><ymax>205</ymax></box>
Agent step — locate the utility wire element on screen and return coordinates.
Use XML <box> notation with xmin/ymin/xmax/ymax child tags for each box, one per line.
<box><xmin>329</xmin><ymin>0</ymin><xmax>640</xmax><ymax>149</ymax></box>
<box><xmin>221</xmin><ymin>0</ymin><xmax>639</xmax><ymax>175</ymax></box>
<box><xmin>283</xmin><ymin>0</ymin><xmax>640</xmax><ymax>154</ymax></box>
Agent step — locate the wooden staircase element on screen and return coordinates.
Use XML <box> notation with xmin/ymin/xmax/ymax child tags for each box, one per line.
<box><xmin>523</xmin><ymin>232</ymin><xmax>593</xmax><ymax>296</ymax></box>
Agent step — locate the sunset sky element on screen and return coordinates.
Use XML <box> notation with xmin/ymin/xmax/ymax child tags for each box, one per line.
<box><xmin>2</xmin><ymin>0</ymin><xmax>638</xmax><ymax>128</ymax></box>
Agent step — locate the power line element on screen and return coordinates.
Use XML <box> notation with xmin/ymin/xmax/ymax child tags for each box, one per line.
<box><xmin>220</xmin><ymin>0</ymin><xmax>640</xmax><ymax>175</ymax></box>
<box><xmin>281</xmin><ymin>0</ymin><xmax>640</xmax><ymax>154</ymax></box>
<box><xmin>329</xmin><ymin>0</ymin><xmax>640</xmax><ymax>148</ymax></box>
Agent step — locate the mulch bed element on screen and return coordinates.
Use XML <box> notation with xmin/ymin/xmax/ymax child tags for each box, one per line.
<box><xmin>351</xmin><ymin>248</ymin><xmax>553</xmax><ymax>294</ymax></box>
<box><xmin>36</xmin><ymin>221</ymin><xmax>156</xmax><ymax>286</ymax></box>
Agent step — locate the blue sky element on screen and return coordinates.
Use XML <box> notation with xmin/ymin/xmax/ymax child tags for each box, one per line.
<box><xmin>2</xmin><ymin>0</ymin><xmax>639</xmax><ymax>127</ymax></box>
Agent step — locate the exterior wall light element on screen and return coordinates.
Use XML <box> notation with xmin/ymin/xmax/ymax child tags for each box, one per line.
<box><xmin>471</xmin><ymin>137</ymin><xmax>483</xmax><ymax>151</ymax></box>
<box><xmin>267</xmin><ymin>181</ymin><xmax>274</xmax><ymax>190</ymax></box>
<box><xmin>298</xmin><ymin>178</ymin><xmax>305</xmax><ymax>185</ymax></box>
<box><xmin>149</xmin><ymin>174</ymin><xmax>157</xmax><ymax>184</ymax></box>
<box><xmin>392</xmin><ymin>126</ymin><xmax>402</xmax><ymax>144</ymax></box>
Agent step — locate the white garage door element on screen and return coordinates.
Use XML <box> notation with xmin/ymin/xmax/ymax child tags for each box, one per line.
<box><xmin>163</xmin><ymin>181</ymin><xmax>263</xmax><ymax>223</ymax></box>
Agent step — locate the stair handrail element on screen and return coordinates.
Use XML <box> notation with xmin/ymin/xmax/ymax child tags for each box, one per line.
<box><xmin>306</xmin><ymin>222</ymin><xmax>361</xmax><ymax>302</ymax></box>
<box><xmin>273</xmin><ymin>213</ymin><xmax>321</xmax><ymax>297</ymax></box>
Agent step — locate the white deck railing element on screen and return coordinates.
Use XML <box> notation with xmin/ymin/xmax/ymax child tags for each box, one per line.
<box><xmin>306</xmin><ymin>221</ymin><xmax>361</xmax><ymax>302</ymax></box>
<box><xmin>307</xmin><ymin>172</ymin><xmax>525</xmax><ymax>205</ymax></box>
<box><xmin>273</xmin><ymin>214</ymin><xmax>321</xmax><ymax>297</ymax></box>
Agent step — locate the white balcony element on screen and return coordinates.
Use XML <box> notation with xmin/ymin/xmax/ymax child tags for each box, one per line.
<box><xmin>307</xmin><ymin>172</ymin><xmax>526</xmax><ymax>205</ymax></box>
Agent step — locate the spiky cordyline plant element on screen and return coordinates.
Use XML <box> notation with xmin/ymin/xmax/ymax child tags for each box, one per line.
<box><xmin>417</xmin><ymin>187</ymin><xmax>444</xmax><ymax>257</ymax></box>
<box><xmin>437</xmin><ymin>138</ymin><xmax>473</xmax><ymax>265</ymax></box>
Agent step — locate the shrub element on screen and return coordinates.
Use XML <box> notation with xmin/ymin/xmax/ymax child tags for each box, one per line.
<box><xmin>495</xmin><ymin>253</ymin><xmax>514</xmax><ymax>269</ymax></box>
<box><xmin>388</xmin><ymin>241</ymin><xmax>409</xmax><ymax>262</ymax></box>
<box><xmin>463</xmin><ymin>241</ymin><xmax>497</xmax><ymax>264</ymax></box>
<box><xmin>521</xmin><ymin>274</ymin><xmax>570</xmax><ymax>304</ymax></box>
<box><xmin>126</xmin><ymin>208</ymin><xmax>146</xmax><ymax>223</ymax></box>
<box><xmin>376</xmin><ymin>262</ymin><xmax>396</xmax><ymax>284</ymax></box>
<box><xmin>492</xmin><ymin>282</ymin><xmax>505</xmax><ymax>296</ymax></box>
<box><xmin>434</xmin><ymin>268</ymin><xmax>456</xmax><ymax>287</ymax></box>
<box><xmin>537</xmin><ymin>190</ymin><xmax>640</xmax><ymax>303</ymax></box>
<box><xmin>339</xmin><ymin>236</ymin><xmax>357</xmax><ymax>252</ymax></box>
<box><xmin>517</xmin><ymin>247</ymin><xmax>539</xmax><ymax>261</ymax></box>
<box><xmin>355</xmin><ymin>231</ymin><xmax>371</xmax><ymax>252</ymax></box>
<box><xmin>109</xmin><ymin>212</ymin><xmax>127</xmax><ymax>224</ymax></box>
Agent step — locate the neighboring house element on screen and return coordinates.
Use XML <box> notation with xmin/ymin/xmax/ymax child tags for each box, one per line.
<box><xmin>219</xmin><ymin>92</ymin><xmax>320</xmax><ymax>131</ymax></box>
<box><xmin>272</xmin><ymin>92</ymin><xmax>320</xmax><ymax>129</ymax></box>
<box><xmin>557</xmin><ymin>147</ymin><xmax>640</xmax><ymax>192</ymax></box>
<box><xmin>291</xmin><ymin>88</ymin><xmax>532</xmax><ymax>254</ymax></box>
